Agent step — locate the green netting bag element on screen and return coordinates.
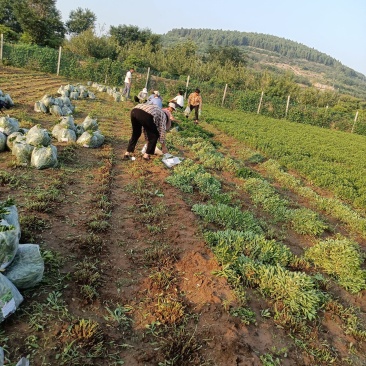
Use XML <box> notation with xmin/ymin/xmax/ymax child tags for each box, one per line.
<box><xmin>12</xmin><ymin>141</ymin><xmax>34</xmax><ymax>165</ymax></box>
<box><xmin>2</xmin><ymin>204</ymin><xmax>21</xmax><ymax>240</ymax></box>
<box><xmin>77</xmin><ymin>131</ymin><xmax>104</xmax><ymax>148</ymax></box>
<box><xmin>0</xmin><ymin>219</ymin><xmax>19</xmax><ymax>270</ymax></box>
<box><xmin>0</xmin><ymin>273</ymin><xmax>23</xmax><ymax>323</ymax></box>
<box><xmin>81</xmin><ymin>116</ymin><xmax>98</xmax><ymax>131</ymax></box>
<box><xmin>0</xmin><ymin>132</ymin><xmax>6</xmax><ymax>152</ymax></box>
<box><xmin>0</xmin><ymin>116</ymin><xmax>19</xmax><ymax>136</ymax></box>
<box><xmin>31</xmin><ymin>145</ymin><xmax>58</xmax><ymax>169</ymax></box>
<box><xmin>26</xmin><ymin>125</ymin><xmax>51</xmax><ymax>147</ymax></box>
<box><xmin>6</xmin><ymin>131</ymin><xmax>25</xmax><ymax>151</ymax></box>
<box><xmin>59</xmin><ymin>116</ymin><xmax>76</xmax><ymax>131</ymax></box>
<box><xmin>4</xmin><ymin>244</ymin><xmax>44</xmax><ymax>289</ymax></box>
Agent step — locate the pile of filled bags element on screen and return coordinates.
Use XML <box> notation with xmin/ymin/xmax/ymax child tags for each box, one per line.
<box><xmin>52</xmin><ymin>115</ymin><xmax>105</xmax><ymax>148</ymax></box>
<box><xmin>34</xmin><ymin>94</ymin><xmax>75</xmax><ymax>117</ymax></box>
<box><xmin>0</xmin><ymin>199</ymin><xmax>44</xmax><ymax>325</ymax></box>
<box><xmin>91</xmin><ymin>82</ymin><xmax>123</xmax><ymax>102</ymax></box>
<box><xmin>0</xmin><ymin>117</ymin><xmax>58</xmax><ymax>169</ymax></box>
<box><xmin>57</xmin><ymin>83</ymin><xmax>96</xmax><ymax>101</ymax></box>
<box><xmin>34</xmin><ymin>84</ymin><xmax>96</xmax><ymax>117</ymax></box>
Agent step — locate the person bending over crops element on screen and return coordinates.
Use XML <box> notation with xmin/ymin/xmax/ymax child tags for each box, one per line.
<box><xmin>185</xmin><ymin>88</ymin><xmax>202</xmax><ymax>124</ymax></box>
<box><xmin>124</xmin><ymin>103</ymin><xmax>174</xmax><ymax>161</ymax></box>
<box><xmin>146</xmin><ymin>90</ymin><xmax>163</xmax><ymax>108</ymax></box>
<box><xmin>134</xmin><ymin>87</ymin><xmax>148</xmax><ymax>103</ymax></box>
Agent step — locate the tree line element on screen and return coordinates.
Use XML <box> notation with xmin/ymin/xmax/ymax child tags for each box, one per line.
<box><xmin>0</xmin><ymin>0</ymin><xmax>365</xmax><ymax>105</ymax></box>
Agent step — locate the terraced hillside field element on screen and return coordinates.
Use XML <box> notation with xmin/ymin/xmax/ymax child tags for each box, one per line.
<box><xmin>0</xmin><ymin>66</ymin><xmax>365</xmax><ymax>366</ymax></box>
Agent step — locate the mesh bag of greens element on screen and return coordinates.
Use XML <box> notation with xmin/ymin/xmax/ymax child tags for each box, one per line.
<box><xmin>49</xmin><ymin>105</ymin><xmax>63</xmax><ymax>117</ymax></box>
<box><xmin>26</xmin><ymin>125</ymin><xmax>51</xmax><ymax>146</ymax></box>
<box><xmin>6</xmin><ymin>131</ymin><xmax>25</xmax><ymax>151</ymax></box>
<box><xmin>35</xmin><ymin>101</ymin><xmax>48</xmax><ymax>113</ymax></box>
<box><xmin>3</xmin><ymin>94</ymin><xmax>14</xmax><ymax>107</ymax></box>
<box><xmin>51</xmin><ymin>124</ymin><xmax>64</xmax><ymax>139</ymax></box>
<box><xmin>69</xmin><ymin>91</ymin><xmax>79</xmax><ymax>100</ymax></box>
<box><xmin>59</xmin><ymin>116</ymin><xmax>76</xmax><ymax>131</ymax></box>
<box><xmin>1</xmin><ymin>202</ymin><xmax>21</xmax><ymax>240</ymax></box>
<box><xmin>0</xmin><ymin>219</ymin><xmax>19</xmax><ymax>270</ymax></box>
<box><xmin>41</xmin><ymin>95</ymin><xmax>54</xmax><ymax>108</ymax></box>
<box><xmin>0</xmin><ymin>132</ymin><xmax>6</xmax><ymax>152</ymax></box>
<box><xmin>31</xmin><ymin>145</ymin><xmax>58</xmax><ymax>169</ymax></box>
<box><xmin>76</xmin><ymin>131</ymin><xmax>93</xmax><ymax>147</ymax></box>
<box><xmin>75</xmin><ymin>124</ymin><xmax>84</xmax><ymax>137</ymax></box>
<box><xmin>4</xmin><ymin>244</ymin><xmax>44</xmax><ymax>289</ymax></box>
<box><xmin>12</xmin><ymin>142</ymin><xmax>34</xmax><ymax>165</ymax></box>
<box><xmin>34</xmin><ymin>101</ymin><xmax>42</xmax><ymax>112</ymax></box>
<box><xmin>77</xmin><ymin>131</ymin><xmax>104</xmax><ymax>148</ymax></box>
<box><xmin>61</xmin><ymin>106</ymin><xmax>73</xmax><ymax>116</ymax></box>
<box><xmin>0</xmin><ymin>273</ymin><xmax>23</xmax><ymax>323</ymax></box>
<box><xmin>58</xmin><ymin>128</ymin><xmax>76</xmax><ymax>143</ymax></box>
<box><xmin>0</xmin><ymin>116</ymin><xmax>19</xmax><ymax>136</ymax></box>
<box><xmin>81</xmin><ymin>116</ymin><xmax>98</xmax><ymax>131</ymax></box>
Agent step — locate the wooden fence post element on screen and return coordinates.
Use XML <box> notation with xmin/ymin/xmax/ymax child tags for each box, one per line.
<box><xmin>351</xmin><ymin>111</ymin><xmax>359</xmax><ymax>133</ymax></box>
<box><xmin>285</xmin><ymin>95</ymin><xmax>290</xmax><ymax>118</ymax></box>
<box><xmin>221</xmin><ymin>83</ymin><xmax>228</xmax><ymax>107</ymax></box>
<box><xmin>145</xmin><ymin>67</ymin><xmax>150</xmax><ymax>89</ymax></box>
<box><xmin>104</xmin><ymin>58</ymin><xmax>109</xmax><ymax>84</ymax></box>
<box><xmin>56</xmin><ymin>46</ymin><xmax>62</xmax><ymax>76</ymax></box>
<box><xmin>257</xmin><ymin>91</ymin><xmax>264</xmax><ymax>114</ymax></box>
<box><xmin>184</xmin><ymin>75</ymin><xmax>190</xmax><ymax>99</ymax></box>
<box><xmin>0</xmin><ymin>34</ymin><xmax>3</xmax><ymax>62</ymax></box>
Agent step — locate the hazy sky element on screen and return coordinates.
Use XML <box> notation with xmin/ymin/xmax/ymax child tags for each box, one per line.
<box><xmin>56</xmin><ymin>0</ymin><xmax>366</xmax><ymax>76</ymax></box>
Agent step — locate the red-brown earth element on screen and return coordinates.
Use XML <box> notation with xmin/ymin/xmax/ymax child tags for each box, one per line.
<box><xmin>0</xmin><ymin>66</ymin><xmax>365</xmax><ymax>366</ymax></box>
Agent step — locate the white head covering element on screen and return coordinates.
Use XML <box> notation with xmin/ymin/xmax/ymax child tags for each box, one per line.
<box><xmin>143</xmin><ymin>88</ymin><xmax>147</xmax><ymax>93</ymax></box>
<box><xmin>168</xmin><ymin>102</ymin><xmax>176</xmax><ymax>111</ymax></box>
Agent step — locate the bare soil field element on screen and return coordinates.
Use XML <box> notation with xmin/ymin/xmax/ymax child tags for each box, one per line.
<box><xmin>0</xmin><ymin>66</ymin><xmax>365</xmax><ymax>366</ymax></box>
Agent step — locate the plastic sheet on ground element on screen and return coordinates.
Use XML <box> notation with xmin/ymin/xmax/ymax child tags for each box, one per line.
<box><xmin>162</xmin><ymin>153</ymin><xmax>184</xmax><ymax>168</ymax></box>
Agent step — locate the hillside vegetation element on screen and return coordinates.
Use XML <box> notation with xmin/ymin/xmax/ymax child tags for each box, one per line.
<box><xmin>163</xmin><ymin>28</ymin><xmax>366</xmax><ymax>98</ymax></box>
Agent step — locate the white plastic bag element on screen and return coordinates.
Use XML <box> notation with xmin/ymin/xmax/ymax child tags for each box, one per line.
<box><xmin>141</xmin><ymin>144</ymin><xmax>163</xmax><ymax>156</ymax></box>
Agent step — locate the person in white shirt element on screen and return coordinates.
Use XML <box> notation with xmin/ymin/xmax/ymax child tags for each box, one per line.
<box><xmin>169</xmin><ymin>90</ymin><xmax>184</xmax><ymax>110</ymax></box>
<box><xmin>122</xmin><ymin>67</ymin><xmax>134</xmax><ymax>100</ymax></box>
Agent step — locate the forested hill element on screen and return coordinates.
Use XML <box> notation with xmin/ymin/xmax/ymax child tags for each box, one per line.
<box><xmin>162</xmin><ymin>28</ymin><xmax>366</xmax><ymax>98</ymax></box>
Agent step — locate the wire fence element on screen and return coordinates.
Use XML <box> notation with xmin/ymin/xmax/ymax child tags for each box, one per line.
<box><xmin>1</xmin><ymin>40</ymin><xmax>365</xmax><ymax>135</ymax></box>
